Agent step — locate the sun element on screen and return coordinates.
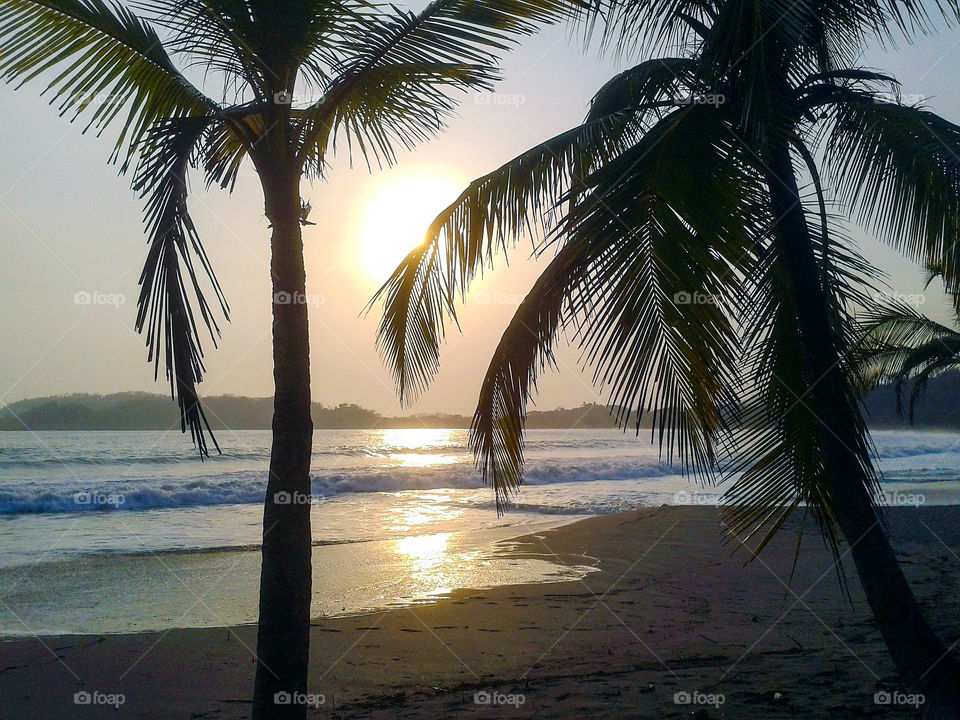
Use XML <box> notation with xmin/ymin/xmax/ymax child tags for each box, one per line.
<box><xmin>357</xmin><ymin>175</ymin><xmax>462</xmax><ymax>283</ymax></box>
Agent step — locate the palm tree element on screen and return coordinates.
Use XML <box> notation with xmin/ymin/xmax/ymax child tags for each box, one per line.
<box><xmin>0</xmin><ymin>1</ymin><xmax>579</xmax><ymax>717</ymax></box>
<box><xmin>859</xmin><ymin>287</ymin><xmax>960</xmax><ymax>420</ymax></box>
<box><xmin>374</xmin><ymin>0</ymin><xmax>960</xmax><ymax>713</ymax></box>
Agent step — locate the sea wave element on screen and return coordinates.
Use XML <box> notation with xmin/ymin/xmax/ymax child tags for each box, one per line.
<box><xmin>2</xmin><ymin>428</ymin><xmax>958</xmax><ymax>516</ymax></box>
<box><xmin>874</xmin><ymin>445</ymin><xmax>960</xmax><ymax>460</ymax></box>
<box><xmin>0</xmin><ymin>450</ymin><xmax>268</xmax><ymax>468</ymax></box>
<box><xmin>0</xmin><ymin>456</ymin><xmax>678</xmax><ymax>515</ymax></box>
<box><xmin>0</xmin><ymin>432</ymin><xmax>656</xmax><ymax>468</ymax></box>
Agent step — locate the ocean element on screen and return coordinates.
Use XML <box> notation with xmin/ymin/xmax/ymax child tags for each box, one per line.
<box><xmin>0</xmin><ymin>428</ymin><xmax>957</xmax><ymax>636</ymax></box>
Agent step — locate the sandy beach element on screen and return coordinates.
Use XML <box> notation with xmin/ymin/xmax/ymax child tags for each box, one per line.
<box><xmin>2</xmin><ymin>504</ymin><xmax>958</xmax><ymax>719</ymax></box>
<box><xmin>5</xmin><ymin>0</ymin><xmax>960</xmax><ymax>715</ymax></box>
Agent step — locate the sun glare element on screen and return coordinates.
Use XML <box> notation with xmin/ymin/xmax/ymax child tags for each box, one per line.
<box><xmin>396</xmin><ymin>532</ymin><xmax>451</xmax><ymax>571</ymax></box>
<box><xmin>357</xmin><ymin>175</ymin><xmax>461</xmax><ymax>283</ymax></box>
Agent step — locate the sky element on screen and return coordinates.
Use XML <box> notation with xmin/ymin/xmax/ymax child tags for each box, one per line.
<box><xmin>2</xmin><ymin>9</ymin><xmax>960</xmax><ymax>418</ymax></box>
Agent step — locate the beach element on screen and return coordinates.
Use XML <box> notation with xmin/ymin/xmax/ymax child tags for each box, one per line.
<box><xmin>4</xmin><ymin>0</ymin><xmax>960</xmax><ymax>715</ymax></box>
<box><xmin>2</xmin><ymin>504</ymin><xmax>957</xmax><ymax>719</ymax></box>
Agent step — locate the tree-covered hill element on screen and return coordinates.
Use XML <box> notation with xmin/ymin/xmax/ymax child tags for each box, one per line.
<box><xmin>3</xmin><ymin>371</ymin><xmax>960</xmax><ymax>431</ymax></box>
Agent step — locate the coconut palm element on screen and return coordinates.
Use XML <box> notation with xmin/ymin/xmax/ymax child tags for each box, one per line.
<box><xmin>859</xmin><ymin>286</ymin><xmax>960</xmax><ymax>420</ymax></box>
<box><xmin>0</xmin><ymin>1</ymin><xmax>579</xmax><ymax>717</ymax></box>
<box><xmin>374</xmin><ymin>0</ymin><xmax>960</xmax><ymax>713</ymax></box>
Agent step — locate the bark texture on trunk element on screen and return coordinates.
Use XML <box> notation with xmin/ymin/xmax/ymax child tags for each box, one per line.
<box><xmin>764</xmin><ymin>136</ymin><xmax>960</xmax><ymax>718</ymax></box>
<box><xmin>252</xmin><ymin>165</ymin><xmax>314</xmax><ymax>720</ymax></box>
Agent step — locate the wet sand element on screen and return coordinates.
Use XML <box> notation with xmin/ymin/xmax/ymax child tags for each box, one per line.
<box><xmin>1</xmin><ymin>505</ymin><xmax>958</xmax><ymax>719</ymax></box>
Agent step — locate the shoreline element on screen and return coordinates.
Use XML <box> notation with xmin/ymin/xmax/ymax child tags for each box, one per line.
<box><xmin>0</xmin><ymin>517</ymin><xmax>593</xmax><ymax>638</ymax></box>
<box><xmin>2</xmin><ymin>505</ymin><xmax>958</xmax><ymax>718</ymax></box>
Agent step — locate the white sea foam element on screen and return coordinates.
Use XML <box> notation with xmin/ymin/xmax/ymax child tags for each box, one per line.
<box><xmin>0</xmin><ymin>428</ymin><xmax>956</xmax><ymax>561</ymax></box>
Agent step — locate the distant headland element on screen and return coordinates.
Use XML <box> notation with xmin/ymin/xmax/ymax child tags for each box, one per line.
<box><xmin>3</xmin><ymin>370</ymin><xmax>960</xmax><ymax>431</ymax></box>
<box><xmin>0</xmin><ymin>393</ymin><xmax>628</xmax><ymax>431</ymax></box>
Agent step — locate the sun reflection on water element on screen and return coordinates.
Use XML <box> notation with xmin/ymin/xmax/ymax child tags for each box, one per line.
<box><xmin>369</xmin><ymin>428</ymin><xmax>464</xmax><ymax>467</ymax></box>
<box><xmin>373</xmin><ymin>429</ymin><xmax>488</xmax><ymax>598</ymax></box>
<box><xmin>396</xmin><ymin>532</ymin><xmax>450</xmax><ymax>570</ymax></box>
<box><xmin>390</xmin><ymin>453</ymin><xmax>459</xmax><ymax>467</ymax></box>
<box><xmin>386</xmin><ymin>489</ymin><xmax>465</xmax><ymax>534</ymax></box>
<box><xmin>395</xmin><ymin>531</ymin><xmax>482</xmax><ymax>599</ymax></box>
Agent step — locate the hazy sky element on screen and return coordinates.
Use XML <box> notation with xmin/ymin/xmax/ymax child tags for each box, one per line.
<box><xmin>2</xmin><ymin>11</ymin><xmax>959</xmax><ymax>418</ymax></box>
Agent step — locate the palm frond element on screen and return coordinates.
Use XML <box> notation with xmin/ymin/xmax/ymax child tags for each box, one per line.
<box><xmin>593</xmin><ymin>0</ymin><xmax>717</xmax><ymax>57</ymax></box>
<box><xmin>470</xmin><ymin>105</ymin><xmax>765</xmax><ymax>505</ymax></box>
<box><xmin>586</xmin><ymin>56</ymin><xmax>698</xmax><ymax>122</ymax></box>
<box><xmin>820</xmin><ymin>90</ymin><xmax>960</xmax><ymax>298</ymax></box>
<box><xmin>597</xmin><ymin>0</ymin><xmax>955</xmax><ymax>69</ymax></box>
<box><xmin>562</xmin><ymin>106</ymin><xmax>759</xmax><ymax>472</ymax></box>
<box><xmin>132</xmin><ymin>115</ymin><xmax>229</xmax><ymax>454</ymax></box>
<box><xmin>0</xmin><ymin>0</ymin><xmax>218</xmax><ymax>162</ymax></box>
<box><xmin>132</xmin><ymin>0</ymin><xmax>271</xmax><ymax>99</ymax></box>
<box><xmin>326</xmin><ymin>61</ymin><xmax>494</xmax><ymax>169</ymax></box>
<box><xmin>725</xmin><ymin>209</ymin><xmax>880</xmax><ymax>560</ymax></box>
<box><xmin>296</xmin><ymin>0</ymin><xmax>583</xmax><ymax>170</ymax></box>
<box><xmin>857</xmin><ymin>298</ymin><xmax>960</xmax><ymax>420</ymax></box>
<box><xmin>137</xmin><ymin>0</ymin><xmax>367</xmax><ymax>97</ymax></box>
<box><xmin>370</xmin><ymin>108</ymin><xmax>649</xmax><ymax>404</ymax></box>
<box><xmin>202</xmin><ymin>116</ymin><xmax>251</xmax><ymax>191</ymax></box>
<box><xmin>470</xmin><ymin>238</ymin><xmax>596</xmax><ymax>508</ymax></box>
<box><xmin>725</xmin><ymin>249</ymin><xmax>828</xmax><ymax>556</ymax></box>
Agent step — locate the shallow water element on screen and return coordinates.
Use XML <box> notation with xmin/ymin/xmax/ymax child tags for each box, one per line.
<box><xmin>0</xmin><ymin>522</ymin><xmax>594</xmax><ymax>636</ymax></box>
<box><xmin>0</xmin><ymin>427</ymin><xmax>956</xmax><ymax>635</ymax></box>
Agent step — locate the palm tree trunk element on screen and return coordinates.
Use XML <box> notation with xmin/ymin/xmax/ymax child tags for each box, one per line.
<box><xmin>763</xmin><ymin>135</ymin><xmax>960</xmax><ymax>718</ymax></box>
<box><xmin>252</xmin><ymin>166</ymin><xmax>314</xmax><ymax>720</ymax></box>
